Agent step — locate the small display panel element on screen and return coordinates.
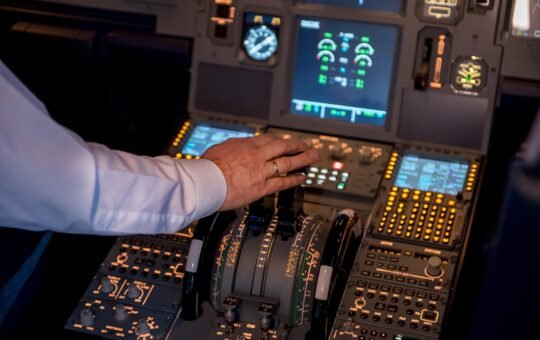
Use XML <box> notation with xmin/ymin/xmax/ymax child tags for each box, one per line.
<box><xmin>303</xmin><ymin>0</ymin><xmax>404</xmax><ymax>13</ymax></box>
<box><xmin>242</xmin><ymin>13</ymin><xmax>282</xmax><ymax>62</ymax></box>
<box><xmin>511</xmin><ymin>0</ymin><xmax>540</xmax><ymax>38</ymax></box>
<box><xmin>290</xmin><ymin>17</ymin><xmax>399</xmax><ymax>126</ymax></box>
<box><xmin>181</xmin><ymin>125</ymin><xmax>253</xmax><ymax>156</ymax></box>
<box><xmin>394</xmin><ymin>155</ymin><xmax>469</xmax><ymax>195</ymax></box>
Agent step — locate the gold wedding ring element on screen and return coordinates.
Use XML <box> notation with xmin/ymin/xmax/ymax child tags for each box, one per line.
<box><xmin>272</xmin><ymin>160</ymin><xmax>280</xmax><ymax>178</ymax></box>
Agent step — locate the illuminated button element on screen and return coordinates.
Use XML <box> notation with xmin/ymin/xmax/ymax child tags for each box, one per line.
<box><xmin>418</xmin><ymin>221</ymin><xmax>424</xmax><ymax>227</ymax></box>
<box><xmin>308</xmin><ymin>173</ymin><xmax>316</xmax><ymax>178</ymax></box>
<box><xmin>441</xmin><ymin>207</ymin><xmax>447</xmax><ymax>212</ymax></box>
<box><xmin>401</xmin><ymin>215</ymin><xmax>406</xmax><ymax>220</ymax></box>
<box><xmin>392</xmin><ymin>187</ymin><xmax>398</xmax><ymax>192</ymax></box>
<box><xmin>401</xmin><ymin>193</ymin><xmax>409</xmax><ymax>199</ymax></box>
<box><xmin>448</xmin><ymin>220</ymin><xmax>454</xmax><ymax>226</ymax></box>
<box><xmin>423</xmin><ymin>204</ymin><xmax>429</xmax><ymax>209</ymax></box>
<box><xmin>378</xmin><ymin>228</ymin><xmax>384</xmax><ymax>232</ymax></box>
<box><xmin>406</xmin><ymin>226</ymin><xmax>413</xmax><ymax>231</ymax></box>
<box><xmin>414</xmin><ymin>233</ymin><xmax>421</xmax><ymax>239</ymax></box>
<box><xmin>416</xmin><ymin>227</ymin><xmax>422</xmax><ymax>233</ymax></box>
<box><xmin>337</xmin><ymin>182</ymin><xmax>346</xmax><ymax>190</ymax></box>
<box><xmin>442</xmin><ymin>238</ymin><xmax>450</xmax><ymax>244</ymax></box>
<box><xmin>432</xmin><ymin>205</ymin><xmax>438</xmax><ymax>211</ymax></box>
<box><xmin>396</xmin><ymin>230</ymin><xmax>403</xmax><ymax>236</ymax></box>
<box><xmin>397</xmin><ymin>225</ymin><xmax>404</xmax><ymax>230</ymax></box>
<box><xmin>424</xmin><ymin>197</ymin><xmax>431</xmax><ymax>202</ymax></box>
<box><xmin>428</xmin><ymin>217</ymin><xmax>435</xmax><ymax>223</ymax></box>
<box><xmin>392</xmin><ymin>213</ymin><xmax>397</xmax><ymax>218</ymax></box>
<box><xmin>403</xmin><ymin>188</ymin><xmax>410</xmax><ymax>193</ymax></box>
<box><xmin>397</xmin><ymin>208</ymin><xmax>403</xmax><ymax>213</ymax></box>
<box><xmin>317</xmin><ymin>179</ymin><xmax>325</xmax><ymax>185</ymax></box>
<box><xmin>331</xmin><ymin>170</ymin><xmax>339</xmax><ymax>176</ymax></box>
<box><xmin>413</xmin><ymin>195</ymin><xmax>420</xmax><ymax>200</ymax></box>
<box><xmin>450</xmin><ymin>208</ymin><xmax>457</xmax><ymax>214</ymax></box>
<box><xmin>412</xmin><ymin>208</ymin><xmax>419</xmax><ymax>214</ymax></box>
<box><xmin>389</xmin><ymin>196</ymin><xmax>396</xmax><ymax>202</ymax></box>
<box><xmin>425</xmin><ymin>229</ymin><xmax>432</xmax><ymax>234</ymax></box>
<box><xmin>430</xmin><ymin>211</ymin><xmax>436</xmax><ymax>217</ymax></box>
<box><xmin>409</xmin><ymin>220</ymin><xmax>415</xmax><ymax>225</ymax></box>
<box><xmin>449</xmin><ymin>214</ymin><xmax>456</xmax><ymax>220</ymax></box>
<box><xmin>398</xmin><ymin>203</ymin><xmax>405</xmax><ymax>208</ymax></box>
<box><xmin>414</xmin><ymin>190</ymin><xmax>421</xmax><ymax>195</ymax></box>
<box><xmin>405</xmin><ymin>232</ymin><xmax>412</xmax><ymax>238</ymax></box>
<box><xmin>433</xmin><ymin>236</ymin><xmax>440</xmax><ymax>242</ymax></box>
<box><xmin>321</xmin><ymin>168</ymin><xmax>329</xmax><ymax>174</ymax></box>
<box><xmin>436</xmin><ymin>224</ymin><xmax>443</xmax><ymax>230</ymax></box>
<box><xmin>421</xmin><ymin>210</ymin><xmax>428</xmax><ymax>216</ymax></box>
<box><xmin>426</xmin><ymin>192</ymin><xmax>432</xmax><ymax>197</ymax></box>
<box><xmin>444</xmin><ymin>232</ymin><xmax>451</xmax><ymax>237</ymax></box>
<box><xmin>380</xmin><ymin>222</ymin><xmax>386</xmax><ymax>227</ymax></box>
<box><xmin>410</xmin><ymin>214</ymin><xmax>416</xmax><ymax>219</ymax></box>
<box><xmin>332</xmin><ymin>161</ymin><xmax>344</xmax><ymax>170</ymax></box>
<box><xmin>383</xmin><ymin>211</ymin><xmax>389</xmax><ymax>217</ymax></box>
<box><xmin>385</xmin><ymin>174</ymin><xmax>392</xmax><ymax>179</ymax></box>
<box><xmin>386</xmin><ymin>206</ymin><xmax>392</xmax><ymax>212</ymax></box>
<box><xmin>329</xmin><ymin>176</ymin><xmax>337</xmax><ymax>182</ymax></box>
<box><xmin>436</xmin><ymin>193</ymin><xmax>444</xmax><ymax>198</ymax></box>
<box><xmin>305</xmin><ymin>179</ymin><xmax>313</xmax><ymax>185</ymax></box>
<box><xmin>414</xmin><ymin>203</ymin><xmax>420</xmax><ymax>208</ymax></box>
<box><xmin>428</xmin><ymin>223</ymin><xmax>433</xmax><ymax>228</ymax></box>
<box><xmin>438</xmin><ymin>218</ymin><xmax>445</xmax><ymax>224</ymax></box>
<box><xmin>381</xmin><ymin>216</ymin><xmax>387</xmax><ymax>222</ymax></box>
<box><xmin>448</xmin><ymin>200</ymin><xmax>456</xmax><ymax>206</ymax></box>
<box><xmin>399</xmin><ymin>219</ymin><xmax>405</xmax><ymax>225</ymax></box>
<box><xmin>435</xmin><ymin>230</ymin><xmax>441</xmax><ymax>236</ymax></box>
<box><xmin>310</xmin><ymin>167</ymin><xmax>319</xmax><ymax>173</ymax></box>
<box><xmin>342</xmin><ymin>172</ymin><xmax>350</xmax><ymax>178</ymax></box>
<box><xmin>318</xmin><ymin>174</ymin><xmax>326</xmax><ymax>180</ymax></box>
<box><xmin>423</xmin><ymin>235</ymin><xmax>431</xmax><ymax>240</ymax></box>
<box><xmin>186</xmin><ymin>155</ymin><xmax>193</xmax><ymax>159</ymax></box>
<box><xmin>390</xmin><ymin>218</ymin><xmax>396</xmax><ymax>224</ymax></box>
<box><xmin>390</xmin><ymin>191</ymin><xmax>397</xmax><ymax>197</ymax></box>
<box><xmin>387</xmin><ymin>229</ymin><xmax>393</xmax><ymax>234</ymax></box>
<box><xmin>176</xmin><ymin>153</ymin><xmax>182</xmax><ymax>158</ymax></box>
<box><xmin>435</xmin><ymin>198</ymin><xmax>443</xmax><ymax>204</ymax></box>
<box><xmin>446</xmin><ymin>226</ymin><xmax>452</xmax><ymax>231</ymax></box>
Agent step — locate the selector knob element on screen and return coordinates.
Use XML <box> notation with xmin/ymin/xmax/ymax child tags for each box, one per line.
<box><xmin>426</xmin><ymin>256</ymin><xmax>443</xmax><ymax>277</ymax></box>
<box><xmin>114</xmin><ymin>304</ymin><xmax>128</xmax><ymax>321</ymax></box>
<box><xmin>100</xmin><ymin>276</ymin><xmax>114</xmax><ymax>294</ymax></box>
<box><xmin>127</xmin><ymin>283</ymin><xmax>141</xmax><ymax>299</ymax></box>
<box><xmin>79</xmin><ymin>307</ymin><xmax>94</xmax><ymax>327</ymax></box>
<box><xmin>137</xmin><ymin>318</ymin><xmax>150</xmax><ymax>334</ymax></box>
<box><xmin>329</xmin><ymin>144</ymin><xmax>346</xmax><ymax>160</ymax></box>
<box><xmin>224</xmin><ymin>306</ymin><xmax>237</xmax><ymax>324</ymax></box>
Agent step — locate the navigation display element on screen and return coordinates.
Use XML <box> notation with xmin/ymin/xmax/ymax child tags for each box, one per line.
<box><xmin>394</xmin><ymin>155</ymin><xmax>469</xmax><ymax>195</ymax></box>
<box><xmin>181</xmin><ymin>125</ymin><xmax>253</xmax><ymax>156</ymax></box>
<box><xmin>290</xmin><ymin>17</ymin><xmax>399</xmax><ymax>126</ymax></box>
<box><xmin>303</xmin><ymin>0</ymin><xmax>404</xmax><ymax>13</ymax></box>
<box><xmin>511</xmin><ymin>0</ymin><xmax>540</xmax><ymax>38</ymax></box>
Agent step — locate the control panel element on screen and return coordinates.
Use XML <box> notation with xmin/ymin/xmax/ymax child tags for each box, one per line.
<box><xmin>62</xmin><ymin>0</ymin><xmax>500</xmax><ymax>338</ymax></box>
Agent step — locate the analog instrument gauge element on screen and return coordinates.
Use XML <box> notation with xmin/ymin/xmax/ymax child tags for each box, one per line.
<box><xmin>243</xmin><ymin>25</ymin><xmax>278</xmax><ymax>61</ymax></box>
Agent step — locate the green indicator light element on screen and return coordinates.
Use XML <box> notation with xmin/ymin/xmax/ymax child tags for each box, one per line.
<box><xmin>322</xmin><ymin>56</ymin><xmax>329</xmax><ymax>63</ymax></box>
<box><xmin>324</xmin><ymin>32</ymin><xmax>332</xmax><ymax>38</ymax></box>
<box><xmin>337</xmin><ymin>182</ymin><xmax>346</xmax><ymax>190</ymax></box>
<box><xmin>305</xmin><ymin>104</ymin><xmax>312</xmax><ymax>112</ymax></box>
<box><xmin>318</xmin><ymin>74</ymin><xmax>327</xmax><ymax>84</ymax></box>
<box><xmin>360</xmin><ymin>61</ymin><xmax>367</xmax><ymax>67</ymax></box>
<box><xmin>363</xmin><ymin>111</ymin><xmax>375</xmax><ymax>118</ymax></box>
<box><xmin>361</xmin><ymin>36</ymin><xmax>370</xmax><ymax>43</ymax></box>
<box><xmin>357</xmin><ymin>69</ymin><xmax>366</xmax><ymax>76</ymax></box>
<box><xmin>320</xmin><ymin>65</ymin><xmax>329</xmax><ymax>71</ymax></box>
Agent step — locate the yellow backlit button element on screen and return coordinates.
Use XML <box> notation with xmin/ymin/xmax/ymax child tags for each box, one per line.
<box><xmin>401</xmin><ymin>215</ymin><xmax>406</xmax><ymax>220</ymax></box>
<box><xmin>403</xmin><ymin>188</ymin><xmax>410</xmax><ymax>193</ymax></box>
<box><xmin>427</xmin><ymin>223</ymin><xmax>433</xmax><ymax>228</ymax></box>
<box><xmin>383</xmin><ymin>211</ymin><xmax>389</xmax><ymax>217</ymax></box>
<box><xmin>381</xmin><ymin>217</ymin><xmax>387</xmax><ymax>222</ymax></box>
<box><xmin>389</xmin><ymin>196</ymin><xmax>396</xmax><ymax>202</ymax></box>
<box><xmin>435</xmin><ymin>230</ymin><xmax>441</xmax><ymax>236</ymax></box>
<box><xmin>433</xmin><ymin>236</ymin><xmax>440</xmax><ymax>242</ymax></box>
<box><xmin>413</xmin><ymin>195</ymin><xmax>420</xmax><ymax>200</ymax></box>
<box><xmin>425</xmin><ymin>229</ymin><xmax>432</xmax><ymax>234</ymax></box>
<box><xmin>405</xmin><ymin>231</ymin><xmax>412</xmax><ymax>237</ymax></box>
<box><xmin>438</xmin><ymin>218</ymin><xmax>445</xmax><ymax>224</ymax></box>
<box><xmin>432</xmin><ymin>205</ymin><xmax>438</xmax><ymax>211</ymax></box>
<box><xmin>423</xmin><ymin>235</ymin><xmax>431</xmax><ymax>240</ymax></box>
<box><xmin>436</xmin><ymin>224</ymin><xmax>443</xmax><ymax>230</ymax></box>
<box><xmin>424</xmin><ymin>197</ymin><xmax>431</xmax><ymax>202</ymax></box>
<box><xmin>390</xmin><ymin>218</ymin><xmax>396</xmax><ymax>223</ymax></box>
<box><xmin>421</xmin><ymin>210</ymin><xmax>427</xmax><ymax>215</ymax></box>
<box><xmin>407</xmin><ymin>226</ymin><xmax>413</xmax><ymax>231</ymax></box>
<box><xmin>378</xmin><ymin>228</ymin><xmax>384</xmax><ymax>232</ymax></box>
<box><xmin>414</xmin><ymin>203</ymin><xmax>420</xmax><ymax>208</ymax></box>
<box><xmin>449</xmin><ymin>214</ymin><xmax>456</xmax><ymax>220</ymax></box>
<box><xmin>423</xmin><ymin>204</ymin><xmax>429</xmax><ymax>209</ymax></box>
<box><xmin>428</xmin><ymin>217</ymin><xmax>435</xmax><ymax>223</ymax></box>
<box><xmin>416</xmin><ymin>227</ymin><xmax>423</xmax><ymax>232</ymax></box>
<box><xmin>380</xmin><ymin>222</ymin><xmax>386</xmax><ymax>227</ymax></box>
<box><xmin>410</xmin><ymin>214</ymin><xmax>416</xmax><ymax>219</ymax></box>
<box><xmin>418</xmin><ymin>221</ymin><xmax>424</xmax><ymax>227</ymax></box>
<box><xmin>419</xmin><ymin>216</ymin><xmax>425</xmax><ymax>221</ymax></box>
<box><xmin>397</xmin><ymin>208</ymin><xmax>403</xmax><ymax>213</ymax></box>
<box><xmin>390</xmin><ymin>191</ymin><xmax>397</xmax><ymax>197</ymax></box>
<box><xmin>430</xmin><ymin>211</ymin><xmax>436</xmax><ymax>217</ymax></box>
<box><xmin>396</xmin><ymin>230</ymin><xmax>402</xmax><ymax>236</ymax></box>
<box><xmin>448</xmin><ymin>220</ymin><xmax>454</xmax><ymax>226</ymax></box>
<box><xmin>442</xmin><ymin>238</ymin><xmax>450</xmax><ymax>244</ymax></box>
<box><xmin>414</xmin><ymin>233</ymin><xmax>421</xmax><ymax>239</ymax></box>
<box><xmin>409</xmin><ymin>220</ymin><xmax>415</xmax><ymax>225</ymax></box>
<box><xmin>392</xmin><ymin>187</ymin><xmax>398</xmax><ymax>191</ymax></box>
<box><xmin>186</xmin><ymin>155</ymin><xmax>193</xmax><ymax>159</ymax></box>
<box><xmin>386</xmin><ymin>207</ymin><xmax>392</xmax><ymax>211</ymax></box>
<box><xmin>436</xmin><ymin>193</ymin><xmax>443</xmax><ymax>198</ymax></box>
<box><xmin>435</xmin><ymin>198</ymin><xmax>443</xmax><ymax>204</ymax></box>
<box><xmin>448</xmin><ymin>200</ymin><xmax>456</xmax><ymax>206</ymax></box>
<box><xmin>446</xmin><ymin>226</ymin><xmax>452</xmax><ymax>231</ymax></box>
<box><xmin>414</xmin><ymin>190</ymin><xmax>421</xmax><ymax>195</ymax></box>
<box><xmin>398</xmin><ymin>225</ymin><xmax>404</xmax><ymax>230</ymax></box>
<box><xmin>399</xmin><ymin>220</ymin><xmax>405</xmax><ymax>226</ymax></box>
<box><xmin>401</xmin><ymin>193</ymin><xmax>409</xmax><ymax>199</ymax></box>
<box><xmin>387</xmin><ymin>229</ymin><xmax>393</xmax><ymax>234</ymax></box>
<box><xmin>444</xmin><ymin>231</ymin><xmax>451</xmax><ymax>237</ymax></box>
<box><xmin>385</xmin><ymin>175</ymin><xmax>392</xmax><ymax>179</ymax></box>
<box><xmin>426</xmin><ymin>192</ymin><xmax>432</xmax><ymax>197</ymax></box>
<box><xmin>412</xmin><ymin>208</ymin><xmax>419</xmax><ymax>213</ymax></box>
<box><xmin>399</xmin><ymin>203</ymin><xmax>405</xmax><ymax>208</ymax></box>
<box><xmin>441</xmin><ymin>207</ymin><xmax>447</xmax><ymax>212</ymax></box>
<box><xmin>450</xmin><ymin>208</ymin><xmax>457</xmax><ymax>214</ymax></box>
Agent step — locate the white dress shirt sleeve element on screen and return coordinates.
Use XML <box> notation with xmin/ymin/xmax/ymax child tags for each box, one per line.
<box><xmin>0</xmin><ymin>60</ymin><xmax>227</xmax><ymax>235</ymax></box>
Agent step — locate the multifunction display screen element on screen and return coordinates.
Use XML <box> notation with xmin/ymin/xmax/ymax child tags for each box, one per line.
<box><xmin>394</xmin><ymin>155</ymin><xmax>469</xmax><ymax>195</ymax></box>
<box><xmin>290</xmin><ymin>17</ymin><xmax>399</xmax><ymax>126</ymax></box>
<box><xmin>181</xmin><ymin>125</ymin><xmax>253</xmax><ymax>156</ymax></box>
<box><xmin>303</xmin><ymin>0</ymin><xmax>404</xmax><ymax>13</ymax></box>
<box><xmin>512</xmin><ymin>0</ymin><xmax>540</xmax><ymax>38</ymax></box>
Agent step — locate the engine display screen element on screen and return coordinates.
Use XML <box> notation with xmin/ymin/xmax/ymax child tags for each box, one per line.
<box><xmin>303</xmin><ymin>0</ymin><xmax>404</xmax><ymax>13</ymax></box>
<box><xmin>511</xmin><ymin>0</ymin><xmax>540</xmax><ymax>38</ymax></box>
<box><xmin>181</xmin><ymin>125</ymin><xmax>253</xmax><ymax>156</ymax></box>
<box><xmin>290</xmin><ymin>17</ymin><xmax>399</xmax><ymax>126</ymax></box>
<box><xmin>394</xmin><ymin>155</ymin><xmax>469</xmax><ymax>195</ymax></box>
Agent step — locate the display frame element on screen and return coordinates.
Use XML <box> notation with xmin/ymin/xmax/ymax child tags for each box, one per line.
<box><xmin>279</xmin><ymin>13</ymin><xmax>403</xmax><ymax>132</ymax></box>
<box><xmin>508</xmin><ymin>0</ymin><xmax>540</xmax><ymax>40</ymax></box>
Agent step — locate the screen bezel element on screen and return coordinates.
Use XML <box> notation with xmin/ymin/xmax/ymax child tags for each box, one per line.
<box><xmin>280</xmin><ymin>14</ymin><xmax>403</xmax><ymax>133</ymax></box>
<box><xmin>508</xmin><ymin>0</ymin><xmax>540</xmax><ymax>40</ymax></box>
<box><xmin>181</xmin><ymin>122</ymin><xmax>255</xmax><ymax>156</ymax></box>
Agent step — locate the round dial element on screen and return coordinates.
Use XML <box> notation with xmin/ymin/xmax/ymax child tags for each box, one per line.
<box><xmin>243</xmin><ymin>25</ymin><xmax>278</xmax><ymax>61</ymax></box>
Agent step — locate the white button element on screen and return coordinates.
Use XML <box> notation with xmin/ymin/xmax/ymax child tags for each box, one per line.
<box><xmin>305</xmin><ymin>179</ymin><xmax>313</xmax><ymax>185</ymax></box>
<box><xmin>318</xmin><ymin>174</ymin><xmax>327</xmax><ymax>180</ymax></box>
<box><xmin>310</xmin><ymin>167</ymin><xmax>319</xmax><ymax>173</ymax></box>
<box><xmin>329</xmin><ymin>176</ymin><xmax>337</xmax><ymax>181</ymax></box>
<box><xmin>321</xmin><ymin>168</ymin><xmax>329</xmax><ymax>174</ymax></box>
<box><xmin>308</xmin><ymin>173</ymin><xmax>316</xmax><ymax>178</ymax></box>
<box><xmin>317</xmin><ymin>179</ymin><xmax>325</xmax><ymax>185</ymax></box>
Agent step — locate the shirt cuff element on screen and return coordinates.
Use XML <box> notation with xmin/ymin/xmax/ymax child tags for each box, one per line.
<box><xmin>179</xmin><ymin>158</ymin><xmax>227</xmax><ymax>221</ymax></box>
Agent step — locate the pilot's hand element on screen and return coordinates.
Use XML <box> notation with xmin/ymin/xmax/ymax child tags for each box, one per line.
<box><xmin>202</xmin><ymin>134</ymin><xmax>319</xmax><ymax>211</ymax></box>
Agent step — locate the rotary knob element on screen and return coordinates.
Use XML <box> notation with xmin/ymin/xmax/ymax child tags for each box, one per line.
<box><xmin>426</xmin><ymin>256</ymin><xmax>443</xmax><ymax>277</ymax></box>
<box><xmin>114</xmin><ymin>304</ymin><xmax>128</xmax><ymax>321</ymax></box>
<box><xmin>329</xmin><ymin>144</ymin><xmax>346</xmax><ymax>160</ymax></box>
<box><xmin>100</xmin><ymin>276</ymin><xmax>114</xmax><ymax>294</ymax></box>
<box><xmin>79</xmin><ymin>307</ymin><xmax>94</xmax><ymax>327</ymax></box>
<box><xmin>137</xmin><ymin>318</ymin><xmax>150</xmax><ymax>335</ymax></box>
<box><xmin>127</xmin><ymin>283</ymin><xmax>141</xmax><ymax>299</ymax></box>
